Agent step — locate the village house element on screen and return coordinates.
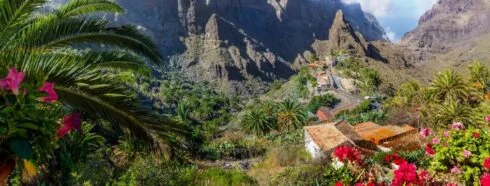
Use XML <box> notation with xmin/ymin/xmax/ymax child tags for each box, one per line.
<box><xmin>353</xmin><ymin>122</ymin><xmax>417</xmax><ymax>145</ymax></box>
<box><xmin>304</xmin><ymin>121</ymin><xmax>417</xmax><ymax>159</ymax></box>
<box><xmin>316</xmin><ymin>102</ymin><xmax>360</xmax><ymax>121</ymax></box>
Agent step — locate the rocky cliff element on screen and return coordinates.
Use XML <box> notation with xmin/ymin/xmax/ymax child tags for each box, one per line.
<box><xmin>99</xmin><ymin>0</ymin><xmax>387</xmax><ymax>94</ymax></box>
<box><xmin>400</xmin><ymin>0</ymin><xmax>490</xmax><ymax>60</ymax></box>
<box><xmin>49</xmin><ymin>0</ymin><xmax>387</xmax><ymax>94</ymax></box>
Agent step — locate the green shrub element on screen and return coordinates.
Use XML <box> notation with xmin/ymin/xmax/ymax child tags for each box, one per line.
<box><xmin>271</xmin><ymin>165</ymin><xmax>325</xmax><ymax>185</ymax></box>
<box><xmin>196</xmin><ymin>168</ymin><xmax>257</xmax><ymax>186</ymax></box>
<box><xmin>307</xmin><ymin>94</ymin><xmax>340</xmax><ymax>113</ymax></box>
<box><xmin>111</xmin><ymin>157</ymin><xmax>197</xmax><ymax>186</ymax></box>
<box><xmin>200</xmin><ymin>141</ymin><xmax>265</xmax><ymax>160</ymax></box>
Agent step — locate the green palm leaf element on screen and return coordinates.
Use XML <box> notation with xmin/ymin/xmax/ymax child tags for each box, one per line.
<box><xmin>56</xmin><ymin>0</ymin><xmax>124</xmax><ymax>18</ymax></box>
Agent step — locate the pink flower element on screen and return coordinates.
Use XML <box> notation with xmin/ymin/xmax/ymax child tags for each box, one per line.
<box><xmin>484</xmin><ymin>158</ymin><xmax>490</xmax><ymax>170</ymax></box>
<box><xmin>419</xmin><ymin>170</ymin><xmax>430</xmax><ymax>182</ymax></box>
<box><xmin>432</xmin><ymin>137</ymin><xmax>440</xmax><ymax>145</ymax></box>
<box><xmin>486</xmin><ymin>116</ymin><xmax>490</xmax><ymax>123</ymax></box>
<box><xmin>450</xmin><ymin>166</ymin><xmax>462</xmax><ymax>174</ymax></box>
<box><xmin>38</xmin><ymin>82</ymin><xmax>58</xmax><ymax>103</ymax></box>
<box><xmin>444</xmin><ymin>131</ymin><xmax>450</xmax><ymax>138</ymax></box>
<box><xmin>332</xmin><ymin>145</ymin><xmax>363</xmax><ymax>165</ymax></box>
<box><xmin>57</xmin><ymin>113</ymin><xmax>82</xmax><ymax>138</ymax></box>
<box><xmin>0</xmin><ymin>68</ymin><xmax>25</xmax><ymax>95</ymax></box>
<box><xmin>335</xmin><ymin>181</ymin><xmax>343</xmax><ymax>186</ymax></box>
<box><xmin>446</xmin><ymin>183</ymin><xmax>457</xmax><ymax>186</ymax></box>
<box><xmin>481</xmin><ymin>173</ymin><xmax>490</xmax><ymax>186</ymax></box>
<box><xmin>463</xmin><ymin>150</ymin><xmax>472</xmax><ymax>158</ymax></box>
<box><xmin>425</xmin><ymin>144</ymin><xmax>436</xmax><ymax>157</ymax></box>
<box><xmin>419</xmin><ymin>128</ymin><xmax>432</xmax><ymax>138</ymax></box>
<box><xmin>451</xmin><ymin>122</ymin><xmax>464</xmax><ymax>130</ymax></box>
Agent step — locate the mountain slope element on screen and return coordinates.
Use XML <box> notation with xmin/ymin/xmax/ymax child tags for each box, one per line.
<box><xmin>398</xmin><ymin>0</ymin><xmax>490</xmax><ymax>80</ymax></box>
<box><xmin>83</xmin><ymin>0</ymin><xmax>388</xmax><ymax>94</ymax></box>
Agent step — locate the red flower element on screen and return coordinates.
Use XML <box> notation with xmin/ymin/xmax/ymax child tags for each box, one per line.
<box><xmin>484</xmin><ymin>158</ymin><xmax>490</xmax><ymax>170</ymax></box>
<box><xmin>335</xmin><ymin>181</ymin><xmax>344</xmax><ymax>186</ymax></box>
<box><xmin>0</xmin><ymin>68</ymin><xmax>25</xmax><ymax>95</ymax></box>
<box><xmin>392</xmin><ymin>162</ymin><xmax>419</xmax><ymax>186</ymax></box>
<box><xmin>333</xmin><ymin>145</ymin><xmax>363</xmax><ymax>165</ymax></box>
<box><xmin>425</xmin><ymin>144</ymin><xmax>436</xmax><ymax>157</ymax></box>
<box><xmin>384</xmin><ymin>153</ymin><xmax>407</xmax><ymax>165</ymax></box>
<box><xmin>473</xmin><ymin>132</ymin><xmax>480</xmax><ymax>139</ymax></box>
<box><xmin>481</xmin><ymin>173</ymin><xmax>490</xmax><ymax>186</ymax></box>
<box><xmin>38</xmin><ymin>82</ymin><xmax>58</xmax><ymax>103</ymax></box>
<box><xmin>57</xmin><ymin>113</ymin><xmax>82</xmax><ymax>138</ymax></box>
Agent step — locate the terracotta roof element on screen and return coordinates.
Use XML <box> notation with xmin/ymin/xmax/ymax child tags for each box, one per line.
<box><xmin>353</xmin><ymin>122</ymin><xmax>417</xmax><ymax>144</ymax></box>
<box><xmin>305</xmin><ymin>121</ymin><xmax>355</xmax><ymax>153</ymax></box>
<box><xmin>335</xmin><ymin>121</ymin><xmax>363</xmax><ymax>142</ymax></box>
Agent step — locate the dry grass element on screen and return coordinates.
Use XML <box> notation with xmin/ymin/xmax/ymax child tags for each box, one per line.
<box><xmin>247</xmin><ymin>145</ymin><xmax>312</xmax><ymax>185</ymax></box>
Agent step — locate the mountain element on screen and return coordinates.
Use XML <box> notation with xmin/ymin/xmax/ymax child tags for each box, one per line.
<box><xmin>82</xmin><ymin>0</ymin><xmax>388</xmax><ymax>95</ymax></box>
<box><xmin>397</xmin><ymin>0</ymin><xmax>490</xmax><ymax>81</ymax></box>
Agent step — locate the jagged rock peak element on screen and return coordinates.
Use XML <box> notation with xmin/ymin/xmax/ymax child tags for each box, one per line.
<box><xmin>327</xmin><ymin>10</ymin><xmax>368</xmax><ymax>56</ymax></box>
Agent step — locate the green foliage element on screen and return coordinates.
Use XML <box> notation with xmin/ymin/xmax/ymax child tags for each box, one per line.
<box><xmin>112</xmin><ymin>157</ymin><xmax>198</xmax><ymax>186</ymax></box>
<box><xmin>265</xmin><ymin>128</ymin><xmax>304</xmax><ymax>145</ymax></box>
<box><xmin>200</xmin><ymin>140</ymin><xmax>265</xmax><ymax>160</ymax></box>
<box><xmin>270</xmin><ymin>80</ymin><xmax>282</xmax><ymax>91</ymax></box>
<box><xmin>336</xmin><ymin>100</ymin><xmax>385</xmax><ymax>124</ymax></box>
<box><xmin>307</xmin><ymin>93</ymin><xmax>340</xmax><ymax>113</ymax></box>
<box><xmin>336</xmin><ymin>57</ymin><xmax>382</xmax><ymax>95</ymax></box>
<box><xmin>426</xmin><ymin>69</ymin><xmax>471</xmax><ymax>103</ymax></box>
<box><xmin>295</xmin><ymin>67</ymin><xmax>315</xmax><ymax>98</ymax></box>
<box><xmin>271</xmin><ymin>164</ymin><xmax>325</xmax><ymax>185</ymax></box>
<box><xmin>241</xmin><ymin>108</ymin><xmax>276</xmax><ymax>136</ymax></box>
<box><xmin>429</xmin><ymin>128</ymin><xmax>490</xmax><ymax>185</ymax></box>
<box><xmin>196</xmin><ymin>168</ymin><xmax>257</xmax><ymax>186</ymax></box>
<box><xmin>323</xmin><ymin>165</ymin><xmax>356</xmax><ymax>185</ymax></box>
<box><xmin>277</xmin><ymin>99</ymin><xmax>307</xmax><ymax>132</ymax></box>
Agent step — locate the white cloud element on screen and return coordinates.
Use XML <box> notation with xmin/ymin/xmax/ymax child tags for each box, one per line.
<box><xmin>341</xmin><ymin>0</ymin><xmax>437</xmax><ymax>42</ymax></box>
<box><xmin>384</xmin><ymin>27</ymin><xmax>399</xmax><ymax>43</ymax></box>
<box><xmin>342</xmin><ymin>0</ymin><xmax>393</xmax><ymax>17</ymax></box>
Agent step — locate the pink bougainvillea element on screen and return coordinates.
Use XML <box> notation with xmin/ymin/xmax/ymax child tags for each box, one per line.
<box><xmin>0</xmin><ymin>68</ymin><xmax>25</xmax><ymax>95</ymax></box>
<box><xmin>57</xmin><ymin>113</ymin><xmax>82</xmax><ymax>138</ymax></box>
<box><xmin>38</xmin><ymin>82</ymin><xmax>58</xmax><ymax>103</ymax></box>
<box><xmin>444</xmin><ymin>131</ymin><xmax>450</xmax><ymax>138</ymax></box>
<box><xmin>451</xmin><ymin>122</ymin><xmax>464</xmax><ymax>130</ymax></box>
<box><xmin>486</xmin><ymin>115</ymin><xmax>490</xmax><ymax>123</ymax></box>
<box><xmin>450</xmin><ymin>166</ymin><xmax>461</xmax><ymax>174</ymax></box>
<box><xmin>463</xmin><ymin>150</ymin><xmax>472</xmax><ymax>158</ymax></box>
<box><xmin>419</xmin><ymin>128</ymin><xmax>432</xmax><ymax>138</ymax></box>
<box><xmin>432</xmin><ymin>137</ymin><xmax>440</xmax><ymax>145</ymax></box>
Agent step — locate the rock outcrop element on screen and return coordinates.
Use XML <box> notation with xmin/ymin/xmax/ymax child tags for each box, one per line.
<box><xmin>49</xmin><ymin>0</ymin><xmax>388</xmax><ymax>94</ymax></box>
<box><xmin>400</xmin><ymin>0</ymin><xmax>490</xmax><ymax>56</ymax></box>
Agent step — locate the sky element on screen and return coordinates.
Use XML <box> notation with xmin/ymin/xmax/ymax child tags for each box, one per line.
<box><xmin>342</xmin><ymin>0</ymin><xmax>438</xmax><ymax>42</ymax></box>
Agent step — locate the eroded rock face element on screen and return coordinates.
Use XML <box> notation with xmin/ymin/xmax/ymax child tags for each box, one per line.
<box><xmin>50</xmin><ymin>0</ymin><xmax>388</xmax><ymax>94</ymax></box>
<box><xmin>400</xmin><ymin>0</ymin><xmax>490</xmax><ymax>53</ymax></box>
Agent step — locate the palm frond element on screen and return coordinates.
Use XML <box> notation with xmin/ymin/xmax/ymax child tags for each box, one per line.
<box><xmin>56</xmin><ymin>0</ymin><xmax>124</xmax><ymax>18</ymax></box>
<box><xmin>0</xmin><ymin>0</ymin><xmax>46</xmax><ymax>33</ymax></box>
<box><xmin>15</xmin><ymin>17</ymin><xmax>162</xmax><ymax>63</ymax></box>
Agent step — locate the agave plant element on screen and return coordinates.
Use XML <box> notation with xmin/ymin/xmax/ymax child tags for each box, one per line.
<box><xmin>0</xmin><ymin>0</ymin><xmax>187</xmax><ymax>149</ymax></box>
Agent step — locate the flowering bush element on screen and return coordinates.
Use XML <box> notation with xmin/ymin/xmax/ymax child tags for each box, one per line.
<box><xmin>0</xmin><ymin>68</ymin><xmax>80</xmax><ymax>183</ymax></box>
<box><xmin>427</xmin><ymin>122</ymin><xmax>490</xmax><ymax>185</ymax></box>
<box><xmin>332</xmin><ymin>145</ymin><xmax>364</xmax><ymax>165</ymax></box>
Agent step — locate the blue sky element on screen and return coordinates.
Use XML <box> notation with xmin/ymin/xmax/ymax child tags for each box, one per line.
<box><xmin>342</xmin><ymin>0</ymin><xmax>438</xmax><ymax>42</ymax></box>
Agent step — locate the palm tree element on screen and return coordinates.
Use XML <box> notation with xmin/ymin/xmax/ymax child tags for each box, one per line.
<box><xmin>0</xmin><ymin>0</ymin><xmax>187</xmax><ymax>149</ymax></box>
<box><xmin>468</xmin><ymin>62</ymin><xmax>490</xmax><ymax>94</ymax></box>
<box><xmin>241</xmin><ymin>108</ymin><xmax>274</xmax><ymax>135</ymax></box>
<box><xmin>426</xmin><ymin>70</ymin><xmax>470</xmax><ymax>103</ymax></box>
<box><xmin>429</xmin><ymin>100</ymin><xmax>473</xmax><ymax>129</ymax></box>
<box><xmin>277</xmin><ymin>99</ymin><xmax>306</xmax><ymax>132</ymax></box>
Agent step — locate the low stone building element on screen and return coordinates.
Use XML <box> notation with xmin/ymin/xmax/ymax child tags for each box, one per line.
<box><xmin>353</xmin><ymin>122</ymin><xmax>417</xmax><ymax>146</ymax></box>
<box><xmin>316</xmin><ymin>102</ymin><xmax>361</xmax><ymax>121</ymax></box>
